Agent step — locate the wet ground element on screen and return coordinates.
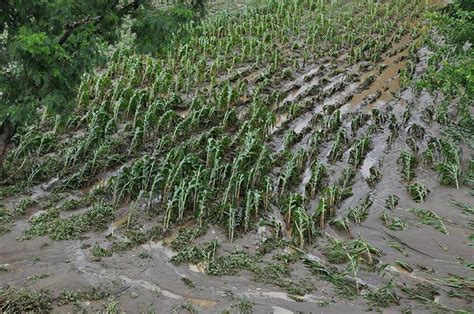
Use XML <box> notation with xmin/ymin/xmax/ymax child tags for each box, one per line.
<box><xmin>1</xmin><ymin>36</ymin><xmax>473</xmax><ymax>312</ymax></box>
<box><xmin>1</xmin><ymin>1</ymin><xmax>473</xmax><ymax>312</ymax></box>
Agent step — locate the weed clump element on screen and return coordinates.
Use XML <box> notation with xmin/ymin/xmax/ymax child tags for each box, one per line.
<box><xmin>0</xmin><ymin>286</ymin><xmax>52</xmax><ymax>313</ymax></box>
<box><xmin>26</xmin><ymin>202</ymin><xmax>114</xmax><ymax>240</ymax></box>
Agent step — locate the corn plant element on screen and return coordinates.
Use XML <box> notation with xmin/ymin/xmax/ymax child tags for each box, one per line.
<box><xmin>399</xmin><ymin>151</ymin><xmax>416</xmax><ymax>181</ymax></box>
<box><xmin>402</xmin><ymin>109</ymin><xmax>411</xmax><ymax>126</ymax></box>
<box><xmin>314</xmin><ymin>197</ymin><xmax>330</xmax><ymax>229</ymax></box>
<box><xmin>283</xmin><ymin>130</ymin><xmax>299</xmax><ymax>148</ymax></box>
<box><xmin>350</xmin><ymin>113</ymin><xmax>367</xmax><ymax>135</ymax></box>
<box><xmin>385</xmin><ymin>195</ymin><xmax>399</xmax><ymax>210</ymax></box>
<box><xmin>328</xmin><ymin>128</ymin><xmax>347</xmax><ymax>162</ymax></box>
<box><xmin>436</xmin><ymin>162</ymin><xmax>461</xmax><ymax>189</ymax></box>
<box><xmin>407</xmin><ymin>183</ymin><xmax>429</xmax><ymax>203</ymax></box>
<box><xmin>338</xmin><ymin>168</ymin><xmax>355</xmax><ymax>189</ymax></box>
<box><xmin>226</xmin><ymin>206</ymin><xmax>238</xmax><ymax>242</ymax></box>
<box><xmin>381</xmin><ymin>211</ymin><xmax>407</xmax><ymax>231</ymax></box>
<box><xmin>277</xmin><ymin>149</ymin><xmax>307</xmax><ymax>195</ymax></box>
<box><xmin>282</xmin><ymin>193</ymin><xmax>315</xmax><ymax>247</ymax></box>
<box><xmin>407</xmin><ymin>123</ymin><xmax>425</xmax><ymax>140</ymax></box>
<box><xmin>347</xmin><ymin>193</ymin><xmax>374</xmax><ymax>225</ymax></box>
<box><xmin>322</xmin><ymin>110</ymin><xmax>342</xmax><ymax>138</ymax></box>
<box><xmin>433</xmin><ymin>139</ymin><xmax>462</xmax><ymax>189</ymax></box>
<box><xmin>365</xmin><ymin>166</ymin><xmax>382</xmax><ymax>188</ymax></box>
<box><xmin>305</xmin><ymin>160</ymin><xmax>328</xmax><ymax>199</ymax></box>
<box><xmin>348</xmin><ymin>134</ymin><xmax>372</xmax><ymax>168</ymax></box>
<box><xmin>411</xmin><ymin>207</ymin><xmax>447</xmax><ymax>235</ymax></box>
<box><xmin>371</xmin><ymin>108</ymin><xmax>387</xmax><ymax>128</ymax></box>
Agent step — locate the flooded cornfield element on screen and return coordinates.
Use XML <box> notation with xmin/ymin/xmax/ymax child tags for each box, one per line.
<box><xmin>1</xmin><ymin>0</ymin><xmax>472</xmax><ymax>312</ymax></box>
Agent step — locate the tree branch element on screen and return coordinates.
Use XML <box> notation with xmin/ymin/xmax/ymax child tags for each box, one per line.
<box><xmin>58</xmin><ymin>15</ymin><xmax>102</xmax><ymax>45</ymax></box>
<box><xmin>57</xmin><ymin>0</ymin><xmax>143</xmax><ymax>46</ymax></box>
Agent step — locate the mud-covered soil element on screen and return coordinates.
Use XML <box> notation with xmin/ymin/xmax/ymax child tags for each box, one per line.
<box><xmin>1</xmin><ymin>49</ymin><xmax>471</xmax><ymax>314</ymax></box>
<box><xmin>1</xmin><ymin>1</ymin><xmax>473</xmax><ymax>313</ymax></box>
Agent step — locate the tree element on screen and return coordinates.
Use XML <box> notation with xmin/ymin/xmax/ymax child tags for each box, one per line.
<box><xmin>131</xmin><ymin>3</ymin><xmax>197</xmax><ymax>56</ymax></box>
<box><xmin>0</xmin><ymin>0</ymin><xmax>203</xmax><ymax>177</ymax></box>
<box><xmin>0</xmin><ymin>0</ymin><xmax>147</xmax><ymax>175</ymax></box>
<box><xmin>459</xmin><ymin>0</ymin><xmax>474</xmax><ymax>11</ymax></box>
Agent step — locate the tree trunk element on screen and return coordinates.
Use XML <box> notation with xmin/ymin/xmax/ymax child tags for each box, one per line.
<box><xmin>0</xmin><ymin>119</ymin><xmax>15</xmax><ymax>179</ymax></box>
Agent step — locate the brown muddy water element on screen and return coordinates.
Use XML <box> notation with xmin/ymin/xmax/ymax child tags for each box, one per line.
<box><xmin>2</xmin><ymin>57</ymin><xmax>473</xmax><ymax>314</ymax></box>
<box><xmin>1</xmin><ymin>7</ymin><xmax>473</xmax><ymax>314</ymax></box>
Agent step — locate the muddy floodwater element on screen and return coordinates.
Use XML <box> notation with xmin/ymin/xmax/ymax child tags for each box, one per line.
<box><xmin>1</xmin><ymin>45</ymin><xmax>472</xmax><ymax>313</ymax></box>
<box><xmin>1</xmin><ymin>0</ymin><xmax>473</xmax><ymax>313</ymax></box>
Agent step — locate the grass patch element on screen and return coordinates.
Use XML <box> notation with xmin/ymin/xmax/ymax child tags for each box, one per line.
<box><xmin>366</xmin><ymin>282</ymin><xmax>399</xmax><ymax>308</ymax></box>
<box><xmin>0</xmin><ymin>286</ymin><xmax>53</xmax><ymax>313</ymax></box>
<box><xmin>25</xmin><ymin>202</ymin><xmax>114</xmax><ymax>240</ymax></box>
<box><xmin>91</xmin><ymin>244</ymin><xmax>113</xmax><ymax>258</ymax></box>
<box><xmin>171</xmin><ymin>239</ymin><xmax>218</xmax><ymax>266</ymax></box>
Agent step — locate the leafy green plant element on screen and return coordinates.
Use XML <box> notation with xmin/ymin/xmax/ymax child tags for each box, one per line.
<box><xmin>305</xmin><ymin>161</ymin><xmax>328</xmax><ymax>198</ymax></box>
<box><xmin>399</xmin><ymin>151</ymin><xmax>417</xmax><ymax>181</ymax></box>
<box><xmin>407</xmin><ymin>183</ymin><xmax>429</xmax><ymax>203</ymax></box>
<box><xmin>328</xmin><ymin>128</ymin><xmax>347</xmax><ymax>162</ymax></box>
<box><xmin>411</xmin><ymin>207</ymin><xmax>448</xmax><ymax>235</ymax></box>
<box><xmin>385</xmin><ymin>195</ymin><xmax>400</xmax><ymax>210</ymax></box>
<box><xmin>283</xmin><ymin>193</ymin><xmax>315</xmax><ymax>247</ymax></box>
<box><xmin>348</xmin><ymin>134</ymin><xmax>372</xmax><ymax>168</ymax></box>
<box><xmin>365</xmin><ymin>166</ymin><xmax>382</xmax><ymax>188</ymax></box>
<box><xmin>366</xmin><ymin>281</ymin><xmax>399</xmax><ymax>308</ymax></box>
<box><xmin>381</xmin><ymin>211</ymin><xmax>407</xmax><ymax>231</ymax></box>
<box><xmin>436</xmin><ymin>161</ymin><xmax>461</xmax><ymax>189</ymax></box>
<box><xmin>171</xmin><ymin>239</ymin><xmax>218</xmax><ymax>266</ymax></box>
<box><xmin>347</xmin><ymin>193</ymin><xmax>374</xmax><ymax>225</ymax></box>
<box><xmin>324</xmin><ymin>237</ymin><xmax>380</xmax><ymax>266</ymax></box>
<box><xmin>338</xmin><ymin>168</ymin><xmax>355</xmax><ymax>189</ymax></box>
<box><xmin>26</xmin><ymin>202</ymin><xmax>114</xmax><ymax>240</ymax></box>
<box><xmin>90</xmin><ymin>244</ymin><xmax>112</xmax><ymax>258</ymax></box>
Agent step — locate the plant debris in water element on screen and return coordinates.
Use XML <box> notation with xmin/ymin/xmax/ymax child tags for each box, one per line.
<box><xmin>0</xmin><ymin>0</ymin><xmax>472</xmax><ymax>312</ymax></box>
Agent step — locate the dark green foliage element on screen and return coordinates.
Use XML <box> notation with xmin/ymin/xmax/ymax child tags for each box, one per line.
<box><xmin>365</xmin><ymin>166</ymin><xmax>381</xmax><ymax>188</ymax></box>
<box><xmin>170</xmin><ymin>225</ymin><xmax>208</xmax><ymax>251</ymax></box>
<box><xmin>385</xmin><ymin>195</ymin><xmax>399</xmax><ymax>210</ymax></box>
<box><xmin>0</xmin><ymin>1</ymin><xmax>140</xmax><ymax>124</ymax></box>
<box><xmin>407</xmin><ymin>183</ymin><xmax>429</xmax><ymax>203</ymax></box>
<box><xmin>171</xmin><ymin>239</ymin><xmax>218</xmax><ymax>265</ymax></box>
<box><xmin>229</xmin><ymin>298</ymin><xmax>254</xmax><ymax>314</ymax></box>
<box><xmin>181</xmin><ymin>277</ymin><xmax>195</xmax><ymax>288</ymax></box>
<box><xmin>131</xmin><ymin>4</ymin><xmax>197</xmax><ymax>56</ymax></box>
<box><xmin>207</xmin><ymin>250</ymin><xmax>255</xmax><ymax>276</ymax></box>
<box><xmin>26</xmin><ymin>202</ymin><xmax>114</xmax><ymax>240</ymax></box>
<box><xmin>0</xmin><ymin>207</ymin><xmax>12</xmax><ymax>225</ymax></box>
<box><xmin>437</xmin><ymin>1</ymin><xmax>474</xmax><ymax>47</ymax></box>
<box><xmin>0</xmin><ymin>207</ymin><xmax>13</xmax><ymax>234</ymax></box>
<box><xmin>91</xmin><ymin>244</ymin><xmax>112</xmax><ymax>257</ymax></box>
<box><xmin>0</xmin><ymin>1</ymin><xmax>204</xmax><ymax>175</ymax></box>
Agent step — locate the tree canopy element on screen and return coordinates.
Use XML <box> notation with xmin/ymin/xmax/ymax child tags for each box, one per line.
<box><xmin>0</xmin><ymin>0</ymin><xmax>201</xmax><ymax>126</ymax></box>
